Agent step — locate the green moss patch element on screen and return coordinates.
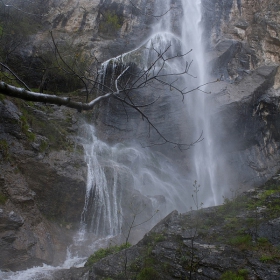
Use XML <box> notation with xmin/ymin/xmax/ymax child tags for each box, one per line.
<box><xmin>0</xmin><ymin>193</ymin><xmax>8</xmax><ymax>204</ymax></box>
<box><xmin>220</xmin><ymin>270</ymin><xmax>247</xmax><ymax>280</ymax></box>
<box><xmin>0</xmin><ymin>139</ymin><xmax>9</xmax><ymax>160</ymax></box>
<box><xmin>85</xmin><ymin>243</ymin><xmax>131</xmax><ymax>267</ymax></box>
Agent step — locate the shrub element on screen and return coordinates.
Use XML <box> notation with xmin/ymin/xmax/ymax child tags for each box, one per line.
<box><xmin>136</xmin><ymin>267</ymin><xmax>159</xmax><ymax>280</ymax></box>
<box><xmin>84</xmin><ymin>243</ymin><xmax>131</xmax><ymax>267</ymax></box>
<box><xmin>229</xmin><ymin>235</ymin><xmax>251</xmax><ymax>247</ymax></box>
<box><xmin>220</xmin><ymin>271</ymin><xmax>245</xmax><ymax>280</ymax></box>
<box><xmin>0</xmin><ymin>193</ymin><xmax>8</xmax><ymax>204</ymax></box>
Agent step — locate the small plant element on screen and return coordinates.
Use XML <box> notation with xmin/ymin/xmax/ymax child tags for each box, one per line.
<box><xmin>259</xmin><ymin>255</ymin><xmax>274</xmax><ymax>263</ymax></box>
<box><xmin>0</xmin><ymin>93</ymin><xmax>5</xmax><ymax>101</ymax></box>
<box><xmin>99</xmin><ymin>11</ymin><xmax>123</xmax><ymax>35</ymax></box>
<box><xmin>229</xmin><ymin>234</ymin><xmax>251</xmax><ymax>248</ymax></box>
<box><xmin>0</xmin><ymin>139</ymin><xmax>9</xmax><ymax>160</ymax></box>
<box><xmin>220</xmin><ymin>270</ymin><xmax>245</xmax><ymax>280</ymax></box>
<box><xmin>84</xmin><ymin>243</ymin><xmax>131</xmax><ymax>267</ymax></box>
<box><xmin>0</xmin><ymin>193</ymin><xmax>8</xmax><ymax>204</ymax></box>
<box><xmin>26</xmin><ymin>101</ymin><xmax>35</xmax><ymax>107</ymax></box>
<box><xmin>136</xmin><ymin>267</ymin><xmax>159</xmax><ymax>280</ymax></box>
<box><xmin>20</xmin><ymin>115</ymin><xmax>36</xmax><ymax>142</ymax></box>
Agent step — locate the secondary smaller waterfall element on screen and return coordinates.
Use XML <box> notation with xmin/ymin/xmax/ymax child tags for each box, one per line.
<box><xmin>78</xmin><ymin>125</ymin><xmax>122</xmax><ymax>238</ymax></box>
<box><xmin>77</xmin><ymin>123</ymin><xmax>196</xmax><ymax>243</ymax></box>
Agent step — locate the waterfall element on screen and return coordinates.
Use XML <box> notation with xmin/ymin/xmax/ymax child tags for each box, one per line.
<box><xmin>96</xmin><ymin>0</ymin><xmax>225</xmax><ymax>208</ymax></box>
<box><xmin>181</xmin><ymin>1</ymin><xmax>221</xmax><ymax>206</ymax></box>
<box><xmin>78</xmin><ymin>124</ymin><xmax>192</xmax><ymax>237</ymax></box>
<box><xmin>79</xmin><ymin>125</ymin><xmax>123</xmax><ymax>238</ymax></box>
<box><xmin>149</xmin><ymin>0</ymin><xmax>225</xmax><ymax>206</ymax></box>
<box><xmin>85</xmin><ymin>0</ymin><xmax>223</xmax><ymax>241</ymax></box>
<box><xmin>0</xmin><ymin>1</ymin><xmax>228</xmax><ymax>278</ymax></box>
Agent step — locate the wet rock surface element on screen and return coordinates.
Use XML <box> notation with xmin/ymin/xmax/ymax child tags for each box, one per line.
<box><xmin>205</xmin><ymin>65</ymin><xmax>280</xmax><ymax>190</ymax></box>
<box><xmin>54</xmin><ymin>177</ymin><xmax>280</xmax><ymax>279</ymax></box>
<box><xmin>39</xmin><ymin>0</ymin><xmax>157</xmax><ymax>64</ymax></box>
<box><xmin>0</xmin><ymin>99</ymin><xmax>87</xmax><ymax>270</ymax></box>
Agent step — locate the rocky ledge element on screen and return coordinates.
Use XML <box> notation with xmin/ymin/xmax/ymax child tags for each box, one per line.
<box><xmin>52</xmin><ymin>175</ymin><xmax>280</xmax><ymax>279</ymax></box>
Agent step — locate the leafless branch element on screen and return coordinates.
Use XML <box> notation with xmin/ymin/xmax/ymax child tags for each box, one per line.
<box><xmin>0</xmin><ymin>62</ymin><xmax>31</xmax><ymax>91</ymax></box>
<box><xmin>0</xmin><ymin>81</ymin><xmax>113</xmax><ymax>111</ymax></box>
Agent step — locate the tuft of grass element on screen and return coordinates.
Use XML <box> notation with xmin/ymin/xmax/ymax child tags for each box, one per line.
<box><xmin>229</xmin><ymin>234</ymin><xmax>252</xmax><ymax>249</ymax></box>
<box><xmin>259</xmin><ymin>255</ymin><xmax>274</xmax><ymax>263</ymax></box>
<box><xmin>220</xmin><ymin>270</ymin><xmax>245</xmax><ymax>280</ymax></box>
<box><xmin>0</xmin><ymin>139</ymin><xmax>9</xmax><ymax>160</ymax></box>
<box><xmin>136</xmin><ymin>267</ymin><xmax>159</xmax><ymax>280</ymax></box>
<box><xmin>148</xmin><ymin>232</ymin><xmax>166</xmax><ymax>243</ymax></box>
<box><xmin>39</xmin><ymin>140</ymin><xmax>49</xmax><ymax>152</ymax></box>
<box><xmin>20</xmin><ymin>115</ymin><xmax>36</xmax><ymax>142</ymax></box>
<box><xmin>238</xmin><ymin>269</ymin><xmax>249</xmax><ymax>277</ymax></box>
<box><xmin>84</xmin><ymin>243</ymin><xmax>131</xmax><ymax>267</ymax></box>
<box><xmin>257</xmin><ymin>237</ymin><xmax>269</xmax><ymax>245</ymax></box>
<box><xmin>0</xmin><ymin>193</ymin><xmax>8</xmax><ymax>204</ymax></box>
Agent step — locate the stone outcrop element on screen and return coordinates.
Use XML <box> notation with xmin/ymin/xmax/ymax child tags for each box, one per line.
<box><xmin>39</xmin><ymin>0</ymin><xmax>156</xmax><ymax>62</ymax></box>
<box><xmin>199</xmin><ymin>0</ymin><xmax>280</xmax><ymax>190</ymax></box>
<box><xmin>204</xmin><ymin>65</ymin><xmax>280</xmax><ymax>191</ymax></box>
<box><xmin>203</xmin><ymin>0</ymin><xmax>280</xmax><ymax>68</ymax></box>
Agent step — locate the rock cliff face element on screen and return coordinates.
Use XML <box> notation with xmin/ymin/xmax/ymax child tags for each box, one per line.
<box><xmin>0</xmin><ymin>98</ymin><xmax>87</xmax><ymax>270</ymax></box>
<box><xmin>200</xmin><ymin>0</ymin><xmax>280</xmax><ymax>189</ymax></box>
<box><xmin>203</xmin><ymin>0</ymin><xmax>280</xmax><ymax>69</ymax></box>
<box><xmin>40</xmin><ymin>0</ymin><xmax>155</xmax><ymax>62</ymax></box>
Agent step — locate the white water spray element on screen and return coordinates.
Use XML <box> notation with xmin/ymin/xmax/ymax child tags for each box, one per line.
<box><xmin>180</xmin><ymin>1</ymin><xmax>220</xmax><ymax>205</ymax></box>
<box><xmin>78</xmin><ymin>125</ymin><xmax>123</xmax><ymax>239</ymax></box>
<box><xmin>148</xmin><ymin>0</ymin><xmax>223</xmax><ymax>206</ymax></box>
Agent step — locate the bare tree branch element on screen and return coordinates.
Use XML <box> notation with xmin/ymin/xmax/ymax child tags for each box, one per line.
<box><xmin>0</xmin><ymin>81</ymin><xmax>113</xmax><ymax>111</ymax></box>
<box><xmin>0</xmin><ymin>62</ymin><xmax>31</xmax><ymax>91</ymax></box>
<box><xmin>0</xmin><ymin>21</ymin><xmax>220</xmax><ymax>149</ymax></box>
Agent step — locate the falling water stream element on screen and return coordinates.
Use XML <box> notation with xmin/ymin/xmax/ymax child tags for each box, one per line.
<box><xmin>0</xmin><ymin>1</ymin><xmax>227</xmax><ymax>279</ymax></box>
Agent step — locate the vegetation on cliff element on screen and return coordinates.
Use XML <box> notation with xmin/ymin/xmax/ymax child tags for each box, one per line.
<box><xmin>82</xmin><ymin>177</ymin><xmax>280</xmax><ymax>279</ymax></box>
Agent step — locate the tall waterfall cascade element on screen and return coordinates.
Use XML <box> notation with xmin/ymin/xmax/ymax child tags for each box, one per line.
<box><xmin>80</xmin><ymin>0</ymin><xmax>228</xmax><ymax>242</ymax></box>
<box><xmin>96</xmin><ymin>0</ymin><xmax>227</xmax><ymax>214</ymax></box>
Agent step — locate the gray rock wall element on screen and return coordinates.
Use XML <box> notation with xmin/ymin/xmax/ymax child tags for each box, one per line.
<box><xmin>201</xmin><ymin>0</ymin><xmax>280</xmax><ymax>190</ymax></box>
<box><xmin>0</xmin><ymin>99</ymin><xmax>87</xmax><ymax>270</ymax></box>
